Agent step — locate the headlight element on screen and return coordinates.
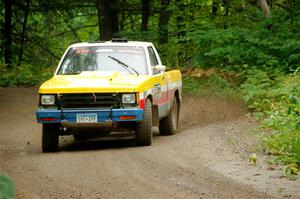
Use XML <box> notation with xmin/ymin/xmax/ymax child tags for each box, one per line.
<box><xmin>41</xmin><ymin>95</ymin><xmax>55</xmax><ymax>105</ymax></box>
<box><xmin>122</xmin><ymin>94</ymin><xmax>136</xmax><ymax>104</ymax></box>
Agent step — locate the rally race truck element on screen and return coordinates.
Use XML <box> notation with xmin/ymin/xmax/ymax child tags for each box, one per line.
<box><xmin>36</xmin><ymin>39</ymin><xmax>182</xmax><ymax>152</ymax></box>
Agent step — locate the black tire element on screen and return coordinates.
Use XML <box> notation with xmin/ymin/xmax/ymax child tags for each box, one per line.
<box><xmin>159</xmin><ymin>96</ymin><xmax>179</xmax><ymax>135</ymax></box>
<box><xmin>42</xmin><ymin>124</ymin><xmax>59</xmax><ymax>152</ymax></box>
<box><xmin>136</xmin><ymin>98</ymin><xmax>153</xmax><ymax>146</ymax></box>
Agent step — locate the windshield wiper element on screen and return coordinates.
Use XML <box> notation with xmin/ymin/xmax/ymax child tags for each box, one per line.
<box><xmin>108</xmin><ymin>56</ymin><xmax>139</xmax><ymax>75</ymax></box>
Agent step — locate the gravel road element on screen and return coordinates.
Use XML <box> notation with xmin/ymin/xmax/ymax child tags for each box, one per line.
<box><xmin>0</xmin><ymin>87</ymin><xmax>299</xmax><ymax>199</ymax></box>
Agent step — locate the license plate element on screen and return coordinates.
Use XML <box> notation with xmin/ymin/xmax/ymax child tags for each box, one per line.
<box><xmin>76</xmin><ymin>113</ymin><xmax>97</xmax><ymax>123</ymax></box>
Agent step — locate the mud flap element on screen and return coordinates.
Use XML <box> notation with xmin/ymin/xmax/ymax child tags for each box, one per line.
<box><xmin>152</xmin><ymin>104</ymin><xmax>159</xmax><ymax>127</ymax></box>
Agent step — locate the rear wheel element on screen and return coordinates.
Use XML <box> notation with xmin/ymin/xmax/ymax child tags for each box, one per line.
<box><xmin>136</xmin><ymin>98</ymin><xmax>153</xmax><ymax>146</ymax></box>
<box><xmin>159</xmin><ymin>96</ymin><xmax>179</xmax><ymax>135</ymax></box>
<box><xmin>42</xmin><ymin>124</ymin><xmax>59</xmax><ymax>152</ymax></box>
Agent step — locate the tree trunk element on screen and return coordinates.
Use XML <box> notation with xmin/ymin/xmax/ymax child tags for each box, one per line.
<box><xmin>175</xmin><ymin>0</ymin><xmax>185</xmax><ymax>66</ymax></box>
<box><xmin>119</xmin><ymin>6</ymin><xmax>125</xmax><ymax>31</ymax></box>
<box><xmin>212</xmin><ymin>0</ymin><xmax>218</xmax><ymax>16</ymax></box>
<box><xmin>4</xmin><ymin>0</ymin><xmax>13</xmax><ymax>68</ymax></box>
<box><xmin>223</xmin><ymin>0</ymin><xmax>229</xmax><ymax>29</ymax></box>
<box><xmin>289</xmin><ymin>0</ymin><xmax>295</xmax><ymax>25</ymax></box>
<box><xmin>141</xmin><ymin>0</ymin><xmax>150</xmax><ymax>31</ymax></box>
<box><xmin>158</xmin><ymin>0</ymin><xmax>170</xmax><ymax>44</ymax></box>
<box><xmin>175</xmin><ymin>0</ymin><xmax>185</xmax><ymax>39</ymax></box>
<box><xmin>18</xmin><ymin>0</ymin><xmax>30</xmax><ymax>66</ymax></box>
<box><xmin>97</xmin><ymin>0</ymin><xmax>119</xmax><ymax>41</ymax></box>
<box><xmin>258</xmin><ymin>0</ymin><xmax>271</xmax><ymax>18</ymax></box>
<box><xmin>223</xmin><ymin>0</ymin><xmax>229</xmax><ymax>16</ymax></box>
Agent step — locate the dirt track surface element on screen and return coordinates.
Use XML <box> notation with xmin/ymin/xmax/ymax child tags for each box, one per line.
<box><xmin>0</xmin><ymin>87</ymin><xmax>299</xmax><ymax>199</ymax></box>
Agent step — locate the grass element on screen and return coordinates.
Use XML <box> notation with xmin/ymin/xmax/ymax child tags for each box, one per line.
<box><xmin>0</xmin><ymin>174</ymin><xmax>16</xmax><ymax>199</ymax></box>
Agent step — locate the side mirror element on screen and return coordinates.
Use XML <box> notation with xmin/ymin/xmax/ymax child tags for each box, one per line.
<box><xmin>153</xmin><ymin>65</ymin><xmax>166</xmax><ymax>72</ymax></box>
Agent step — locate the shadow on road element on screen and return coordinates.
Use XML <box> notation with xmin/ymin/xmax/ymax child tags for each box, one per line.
<box><xmin>59</xmin><ymin>130</ymin><xmax>161</xmax><ymax>152</ymax></box>
<box><xmin>60</xmin><ymin>139</ymin><xmax>136</xmax><ymax>152</ymax></box>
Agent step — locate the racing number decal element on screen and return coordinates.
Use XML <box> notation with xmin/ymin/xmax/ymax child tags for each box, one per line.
<box><xmin>153</xmin><ymin>83</ymin><xmax>161</xmax><ymax>94</ymax></box>
<box><xmin>153</xmin><ymin>83</ymin><xmax>161</xmax><ymax>101</ymax></box>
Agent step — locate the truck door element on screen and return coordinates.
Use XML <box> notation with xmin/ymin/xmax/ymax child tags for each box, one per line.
<box><xmin>147</xmin><ymin>46</ymin><xmax>168</xmax><ymax>117</ymax></box>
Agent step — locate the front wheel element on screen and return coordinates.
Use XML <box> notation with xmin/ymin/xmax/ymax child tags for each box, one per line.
<box><xmin>159</xmin><ymin>96</ymin><xmax>179</xmax><ymax>135</ymax></box>
<box><xmin>136</xmin><ymin>98</ymin><xmax>153</xmax><ymax>146</ymax></box>
<box><xmin>42</xmin><ymin>124</ymin><xmax>59</xmax><ymax>152</ymax></box>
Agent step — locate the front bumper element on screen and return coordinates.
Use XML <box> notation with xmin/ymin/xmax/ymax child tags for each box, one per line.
<box><xmin>36</xmin><ymin>108</ymin><xmax>144</xmax><ymax>124</ymax></box>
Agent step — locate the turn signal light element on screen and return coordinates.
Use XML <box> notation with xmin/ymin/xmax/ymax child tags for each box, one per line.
<box><xmin>119</xmin><ymin>116</ymin><xmax>135</xmax><ymax>120</ymax></box>
<box><xmin>40</xmin><ymin>118</ymin><xmax>57</xmax><ymax>122</ymax></box>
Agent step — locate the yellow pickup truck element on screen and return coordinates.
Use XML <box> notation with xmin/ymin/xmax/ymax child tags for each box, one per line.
<box><xmin>36</xmin><ymin>39</ymin><xmax>182</xmax><ymax>152</ymax></box>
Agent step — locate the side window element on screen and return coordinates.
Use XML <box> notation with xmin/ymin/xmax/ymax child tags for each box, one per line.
<box><xmin>148</xmin><ymin>46</ymin><xmax>160</xmax><ymax>75</ymax></box>
<box><xmin>148</xmin><ymin>47</ymin><xmax>158</xmax><ymax>66</ymax></box>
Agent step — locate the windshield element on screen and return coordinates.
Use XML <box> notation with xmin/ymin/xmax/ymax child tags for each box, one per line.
<box><xmin>57</xmin><ymin>46</ymin><xmax>148</xmax><ymax>75</ymax></box>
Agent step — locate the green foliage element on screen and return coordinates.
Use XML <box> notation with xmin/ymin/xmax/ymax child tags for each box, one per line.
<box><xmin>183</xmin><ymin>74</ymin><xmax>237</xmax><ymax>98</ymax></box>
<box><xmin>0</xmin><ymin>174</ymin><xmax>16</xmax><ymax>199</ymax></box>
<box><xmin>187</xmin><ymin>23</ymin><xmax>300</xmax><ymax>72</ymax></box>
<box><xmin>241</xmin><ymin>69</ymin><xmax>300</xmax><ymax>166</ymax></box>
<box><xmin>0</xmin><ymin>64</ymin><xmax>54</xmax><ymax>87</ymax></box>
<box><xmin>1</xmin><ymin>0</ymin><xmax>300</xmax><ymax>83</ymax></box>
<box><xmin>285</xmin><ymin>163</ymin><xmax>299</xmax><ymax>180</ymax></box>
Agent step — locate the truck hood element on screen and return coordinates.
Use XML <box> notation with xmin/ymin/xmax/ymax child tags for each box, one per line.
<box><xmin>39</xmin><ymin>71</ymin><xmax>151</xmax><ymax>93</ymax></box>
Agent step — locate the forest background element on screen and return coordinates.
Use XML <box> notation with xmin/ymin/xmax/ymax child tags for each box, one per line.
<box><xmin>0</xmin><ymin>0</ymin><xmax>299</xmax><ymax>171</ymax></box>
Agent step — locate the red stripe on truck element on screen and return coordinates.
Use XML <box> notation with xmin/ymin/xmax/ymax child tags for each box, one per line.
<box><xmin>139</xmin><ymin>99</ymin><xmax>145</xmax><ymax>109</ymax></box>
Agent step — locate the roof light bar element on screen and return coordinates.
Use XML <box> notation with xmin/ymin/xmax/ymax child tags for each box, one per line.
<box><xmin>111</xmin><ymin>38</ymin><xmax>128</xmax><ymax>43</ymax></box>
